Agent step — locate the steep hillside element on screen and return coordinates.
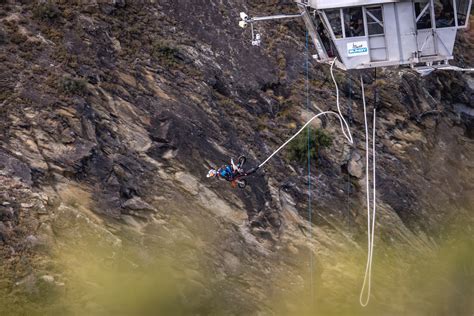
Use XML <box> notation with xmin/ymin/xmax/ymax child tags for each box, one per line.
<box><xmin>0</xmin><ymin>1</ymin><xmax>473</xmax><ymax>315</ymax></box>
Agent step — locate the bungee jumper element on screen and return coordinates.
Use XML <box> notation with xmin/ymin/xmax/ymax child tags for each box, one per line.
<box><xmin>206</xmin><ymin>156</ymin><xmax>259</xmax><ymax>189</ymax></box>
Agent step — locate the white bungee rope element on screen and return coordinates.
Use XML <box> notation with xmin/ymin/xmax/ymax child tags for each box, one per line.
<box><xmin>251</xmin><ymin>59</ymin><xmax>377</xmax><ymax>307</ymax></box>
<box><xmin>329</xmin><ymin>58</ymin><xmax>354</xmax><ymax>145</ymax></box>
<box><xmin>359</xmin><ymin>76</ymin><xmax>377</xmax><ymax>307</ymax></box>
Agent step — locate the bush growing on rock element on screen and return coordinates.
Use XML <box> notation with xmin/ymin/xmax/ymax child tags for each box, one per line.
<box><xmin>287</xmin><ymin>128</ymin><xmax>332</xmax><ymax>163</ymax></box>
<box><xmin>32</xmin><ymin>3</ymin><xmax>61</xmax><ymax>22</ymax></box>
<box><xmin>60</xmin><ymin>76</ymin><xmax>87</xmax><ymax>95</ymax></box>
<box><xmin>152</xmin><ymin>41</ymin><xmax>181</xmax><ymax>67</ymax></box>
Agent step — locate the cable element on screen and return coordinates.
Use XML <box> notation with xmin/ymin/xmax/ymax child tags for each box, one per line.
<box><xmin>359</xmin><ymin>75</ymin><xmax>377</xmax><ymax>307</ymax></box>
<box><xmin>346</xmin><ymin>72</ymin><xmax>353</xmax><ymax>219</ymax></box>
<box><xmin>305</xmin><ymin>30</ymin><xmax>315</xmax><ymax>306</ymax></box>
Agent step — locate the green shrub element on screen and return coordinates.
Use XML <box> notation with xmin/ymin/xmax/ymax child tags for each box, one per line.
<box><xmin>32</xmin><ymin>3</ymin><xmax>61</xmax><ymax>21</ymax></box>
<box><xmin>287</xmin><ymin>127</ymin><xmax>332</xmax><ymax>163</ymax></box>
<box><xmin>60</xmin><ymin>76</ymin><xmax>87</xmax><ymax>95</ymax></box>
<box><xmin>152</xmin><ymin>41</ymin><xmax>180</xmax><ymax>67</ymax></box>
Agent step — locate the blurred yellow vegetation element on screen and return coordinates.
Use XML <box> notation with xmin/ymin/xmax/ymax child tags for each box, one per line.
<box><xmin>1</xmin><ymin>186</ymin><xmax>472</xmax><ymax>316</ymax></box>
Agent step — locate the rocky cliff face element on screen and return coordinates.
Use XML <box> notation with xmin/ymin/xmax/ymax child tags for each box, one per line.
<box><xmin>0</xmin><ymin>1</ymin><xmax>473</xmax><ymax>315</ymax></box>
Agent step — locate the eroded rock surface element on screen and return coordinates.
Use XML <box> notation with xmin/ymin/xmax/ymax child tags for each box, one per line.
<box><xmin>0</xmin><ymin>1</ymin><xmax>473</xmax><ymax>315</ymax></box>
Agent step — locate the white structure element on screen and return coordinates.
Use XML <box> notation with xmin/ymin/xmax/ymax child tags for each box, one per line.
<box><xmin>240</xmin><ymin>0</ymin><xmax>472</xmax><ymax>71</ymax></box>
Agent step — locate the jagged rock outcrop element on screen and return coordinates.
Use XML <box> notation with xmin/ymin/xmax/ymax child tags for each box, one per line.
<box><xmin>0</xmin><ymin>1</ymin><xmax>473</xmax><ymax>315</ymax></box>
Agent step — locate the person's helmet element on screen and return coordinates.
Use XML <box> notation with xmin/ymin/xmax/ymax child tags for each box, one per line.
<box><xmin>207</xmin><ymin>169</ymin><xmax>217</xmax><ymax>178</ymax></box>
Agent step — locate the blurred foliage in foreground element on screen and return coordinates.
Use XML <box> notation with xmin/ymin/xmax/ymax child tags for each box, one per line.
<box><xmin>0</xmin><ymin>213</ymin><xmax>472</xmax><ymax>316</ymax></box>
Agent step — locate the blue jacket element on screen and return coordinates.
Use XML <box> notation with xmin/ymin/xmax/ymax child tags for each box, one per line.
<box><xmin>219</xmin><ymin>165</ymin><xmax>235</xmax><ymax>181</ymax></box>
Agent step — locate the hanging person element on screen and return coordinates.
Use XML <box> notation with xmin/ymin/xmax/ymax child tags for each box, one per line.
<box><xmin>207</xmin><ymin>156</ymin><xmax>259</xmax><ymax>188</ymax></box>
